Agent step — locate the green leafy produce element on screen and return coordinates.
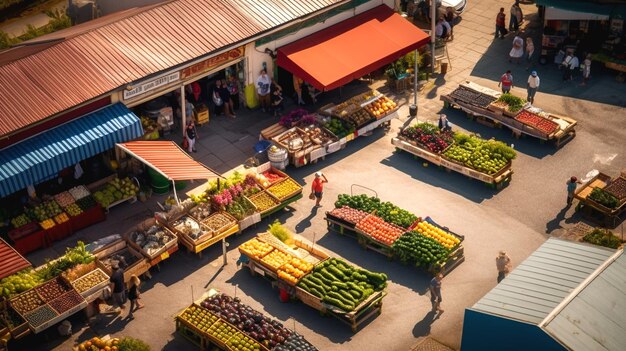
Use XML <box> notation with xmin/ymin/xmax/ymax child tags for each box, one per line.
<box><xmin>268</xmin><ymin>219</ymin><xmax>292</xmax><ymax>243</ymax></box>
<box><xmin>118</xmin><ymin>337</ymin><xmax>151</xmax><ymax>351</ymax></box>
<box><xmin>392</xmin><ymin>231</ymin><xmax>450</xmax><ymax>268</ymax></box>
<box><xmin>443</xmin><ymin>133</ymin><xmax>515</xmax><ymax>175</ymax></box>
<box><xmin>589</xmin><ymin>188</ymin><xmax>619</xmax><ymax>209</ymax></box>
<box><xmin>334</xmin><ymin>194</ymin><xmax>417</xmax><ymax>228</ymax></box>
<box><xmin>583</xmin><ymin>229</ymin><xmax>622</xmax><ymax>249</ymax></box>
<box><xmin>36</xmin><ymin>242</ymin><xmax>94</xmax><ymax>281</ymax></box>
<box><xmin>496</xmin><ymin>93</ymin><xmax>525</xmax><ymax>112</ymax></box>
<box><xmin>297</xmin><ymin>258</ymin><xmax>387</xmax><ymax>312</ymax></box>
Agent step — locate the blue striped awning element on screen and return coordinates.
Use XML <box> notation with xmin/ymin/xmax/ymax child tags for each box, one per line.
<box><xmin>0</xmin><ymin>103</ymin><xmax>144</xmax><ymax>197</ymax></box>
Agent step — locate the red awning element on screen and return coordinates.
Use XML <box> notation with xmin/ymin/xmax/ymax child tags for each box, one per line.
<box><xmin>0</xmin><ymin>238</ymin><xmax>32</xmax><ymax>279</ymax></box>
<box><xmin>116</xmin><ymin>141</ymin><xmax>220</xmax><ymax>181</ymax></box>
<box><xmin>277</xmin><ymin>5</ymin><xmax>430</xmax><ymax>91</ymax></box>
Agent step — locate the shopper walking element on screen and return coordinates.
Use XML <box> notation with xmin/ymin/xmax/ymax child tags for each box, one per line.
<box><xmin>126</xmin><ymin>275</ymin><xmax>144</xmax><ymax>319</ymax></box>
<box><xmin>217</xmin><ymin>79</ymin><xmax>235</xmax><ymax>118</ymax></box>
<box><xmin>496</xmin><ymin>251</ymin><xmax>512</xmax><ymax>283</ymax></box>
<box><xmin>256</xmin><ymin>69</ymin><xmax>272</xmax><ymax>112</ymax></box>
<box><xmin>212</xmin><ymin>81</ymin><xmax>225</xmax><ymax>116</ymax></box>
<box><xmin>227</xmin><ymin>75</ymin><xmax>240</xmax><ymax>111</ymax></box>
<box><xmin>509</xmin><ymin>2</ymin><xmax>519</xmax><ymax>32</ymax></box>
<box><xmin>109</xmin><ymin>262</ymin><xmax>126</xmax><ymax>313</ymax></box>
<box><xmin>498</xmin><ymin>70</ymin><xmax>514</xmax><ymax>93</ymax></box>
<box><xmin>495</xmin><ymin>8</ymin><xmax>507</xmax><ymax>39</ymax></box>
<box><xmin>525</xmin><ymin>37</ymin><xmax>535</xmax><ymax>70</ymax></box>
<box><xmin>185</xmin><ymin>120</ymin><xmax>197</xmax><ymax>153</ymax></box>
<box><xmin>430</xmin><ymin>273</ymin><xmax>444</xmax><ymax>313</ymax></box>
<box><xmin>580</xmin><ymin>54</ymin><xmax>592</xmax><ymax>86</ymax></box>
<box><xmin>311</xmin><ymin>171</ymin><xmax>328</xmax><ymax>207</ymax></box>
<box><xmin>509</xmin><ymin>35</ymin><xmax>524</xmax><ymax>64</ymax></box>
<box><xmin>293</xmin><ymin>75</ymin><xmax>305</xmax><ymax>105</ymax></box>
<box><xmin>527</xmin><ymin>71</ymin><xmax>540</xmax><ymax>104</ymax></box>
<box><xmin>566</xmin><ymin>176</ymin><xmax>582</xmax><ymax>206</ymax></box>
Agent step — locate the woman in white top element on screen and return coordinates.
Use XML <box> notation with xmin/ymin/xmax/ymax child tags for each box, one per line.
<box><xmin>509</xmin><ymin>35</ymin><xmax>524</xmax><ymax>64</ymax></box>
<box><xmin>580</xmin><ymin>54</ymin><xmax>592</xmax><ymax>86</ymax></box>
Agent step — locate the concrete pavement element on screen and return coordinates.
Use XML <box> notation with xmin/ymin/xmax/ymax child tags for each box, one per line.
<box><xmin>18</xmin><ymin>1</ymin><xmax>625</xmax><ymax>350</ymax></box>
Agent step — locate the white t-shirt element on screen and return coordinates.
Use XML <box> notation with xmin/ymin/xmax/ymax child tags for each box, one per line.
<box><xmin>569</xmin><ymin>56</ymin><xmax>579</xmax><ymax>70</ymax></box>
<box><xmin>528</xmin><ymin>75</ymin><xmax>540</xmax><ymax>88</ymax></box>
<box><xmin>256</xmin><ymin>75</ymin><xmax>271</xmax><ymax>96</ymax></box>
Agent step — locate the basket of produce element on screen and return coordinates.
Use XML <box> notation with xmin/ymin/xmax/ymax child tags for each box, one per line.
<box><xmin>200</xmin><ymin>212</ymin><xmax>237</xmax><ymax>237</ymax></box>
<box><xmin>363</xmin><ymin>96</ymin><xmax>397</xmax><ymax>119</ymax></box>
<box><xmin>68</xmin><ymin>185</ymin><xmax>91</xmax><ymax>201</ymax></box>
<box><xmin>75</xmin><ymin>195</ymin><xmax>97</xmax><ymax>211</ymax></box>
<box><xmin>255</xmin><ymin>168</ymin><xmax>287</xmax><ymax>188</ymax></box>
<box><xmin>296</xmin><ymin>258</ymin><xmax>387</xmax><ymax>313</ymax></box>
<box><xmin>31</xmin><ymin>200</ymin><xmax>63</xmax><ymax>222</ymax></box>
<box><xmin>70</xmin><ymin>268</ymin><xmax>109</xmax><ymax>297</ymax></box>
<box><xmin>602</xmin><ymin>177</ymin><xmax>626</xmax><ymax>203</ymax></box>
<box><xmin>9</xmin><ymin>290</ymin><xmax>45</xmax><ymax>315</ymax></box>
<box><xmin>515</xmin><ymin>110</ymin><xmax>559</xmax><ymax>136</ymax></box>
<box><xmin>299</xmin><ymin>125</ymin><xmax>338</xmax><ymax>146</ymax></box>
<box><xmin>23</xmin><ymin>304</ymin><xmax>59</xmax><ymax>333</ymax></box>
<box><xmin>277</xmin><ymin>256</ymin><xmax>315</xmax><ymax>286</ymax></box>
<box><xmin>170</xmin><ymin>215</ymin><xmax>214</xmax><ymax>244</ymax></box>
<box><xmin>125</xmin><ymin>219</ymin><xmax>177</xmax><ymax>259</ymax></box>
<box><xmin>323</xmin><ymin>117</ymin><xmax>355</xmax><ymax>139</ymax></box>
<box><xmin>238</xmin><ymin>238</ymin><xmax>275</xmax><ymax>260</ymax></box>
<box><xmin>334</xmin><ymin>194</ymin><xmax>419</xmax><ymax>229</ymax></box>
<box><xmin>442</xmin><ymin>133</ymin><xmax>515</xmax><ymax>176</ymax></box>
<box><xmin>399</xmin><ymin>122</ymin><xmax>454</xmax><ymax>154</ymax></box>
<box><xmin>53</xmin><ymin>192</ymin><xmax>75</xmax><ymax>208</ymax></box>
<box><xmin>392</xmin><ymin>231</ymin><xmax>452</xmax><ymax>268</ymax></box>
<box><xmin>488</xmin><ymin>93</ymin><xmax>525</xmax><ymax>116</ymax></box>
<box><xmin>96</xmin><ymin>245</ymin><xmax>146</xmax><ymax>279</ymax></box>
<box><xmin>355</xmin><ymin>214</ymin><xmax>405</xmax><ymax>246</ymax></box>
<box><xmin>331</xmin><ymin>102</ymin><xmax>361</xmax><ymax>118</ymax></box>
<box><xmin>189</xmin><ymin>202</ymin><xmax>212</xmax><ymax>221</ymax></box>
<box><xmin>35</xmin><ymin>277</ymin><xmax>72</xmax><ymax>303</ymax></box>
<box><xmin>245</xmin><ymin>191</ymin><xmax>280</xmax><ymax>215</ymax></box>
<box><xmin>327</xmin><ymin>206</ymin><xmax>370</xmax><ymax>229</ymax></box>
<box><xmin>259</xmin><ymin>249</ymin><xmax>293</xmax><ymax>273</ymax></box>
<box><xmin>266</xmin><ymin>178</ymin><xmax>302</xmax><ymax>202</ymax></box>
<box><xmin>343</xmin><ymin>108</ymin><xmax>373</xmax><ymax>129</ymax></box>
<box><xmin>587</xmin><ymin>187</ymin><xmax>621</xmax><ymax>211</ymax></box>
<box><xmin>48</xmin><ymin>289</ymin><xmax>86</xmax><ymax>315</ymax></box>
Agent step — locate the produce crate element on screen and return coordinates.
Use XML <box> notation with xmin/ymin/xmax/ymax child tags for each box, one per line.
<box><xmin>190</xmin><ymin>224</ymin><xmax>238</xmax><ymax>254</ymax></box>
<box><xmin>260</xmin><ymin>123</ymin><xmax>288</xmax><ymax>141</ymax></box>
<box><xmin>69</xmin><ymin>268</ymin><xmax>110</xmax><ymax>298</ymax></box>
<box><xmin>429</xmin><ymin>245</ymin><xmax>465</xmax><ymax>277</ymax></box>
<box><xmin>238</xmin><ymin>212</ymin><xmax>261</xmax><ymax>232</ymax></box>
<box><xmin>168</xmin><ymin>216</ymin><xmax>215</xmax><ymax>248</ymax></box>
<box><xmin>245</xmin><ymin>191</ymin><xmax>280</xmax><ymax>215</ymax></box>
<box><xmin>200</xmin><ymin>212</ymin><xmax>238</xmax><ymax>237</ymax></box>
<box><xmin>392</xmin><ymin>136</ymin><xmax>443</xmax><ymax>165</ymax></box>
<box><xmin>575</xmin><ymin>173</ymin><xmax>611</xmax><ymax>200</ymax></box>
<box><xmin>95</xmin><ymin>245</ymin><xmax>150</xmax><ymax>284</ymax></box>
<box><xmin>295</xmin><ymin>286</ymin><xmax>324</xmax><ymax>310</ymax></box>
<box><xmin>148</xmin><ymin>244</ymin><xmax>178</xmax><ymax>267</ymax></box>
<box><xmin>266</xmin><ymin>178</ymin><xmax>303</xmax><ymax>202</ymax></box>
<box><xmin>124</xmin><ymin>219</ymin><xmax>178</xmax><ymax>261</ymax></box>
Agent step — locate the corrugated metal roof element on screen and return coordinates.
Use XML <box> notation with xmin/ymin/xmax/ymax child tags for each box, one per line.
<box><xmin>0</xmin><ymin>0</ymin><xmax>344</xmax><ymax>138</ymax></box>
<box><xmin>544</xmin><ymin>251</ymin><xmax>626</xmax><ymax>351</ymax></box>
<box><xmin>116</xmin><ymin>141</ymin><xmax>220</xmax><ymax>181</ymax></box>
<box><xmin>472</xmin><ymin>238</ymin><xmax>615</xmax><ymax>324</ymax></box>
<box><xmin>0</xmin><ymin>238</ymin><xmax>32</xmax><ymax>279</ymax></box>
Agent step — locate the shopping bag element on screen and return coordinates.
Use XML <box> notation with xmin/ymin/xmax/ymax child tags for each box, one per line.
<box><xmin>182</xmin><ymin>137</ymin><xmax>189</xmax><ymax>150</ymax></box>
<box><xmin>309</xmin><ymin>192</ymin><xmax>315</xmax><ymax>200</ymax></box>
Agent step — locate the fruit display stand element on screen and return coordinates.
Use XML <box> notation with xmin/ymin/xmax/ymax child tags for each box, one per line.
<box><xmin>271</xmin><ymin>125</ymin><xmax>339</xmax><ymax>168</ymax></box>
<box><xmin>441</xmin><ymin>81</ymin><xmax>577</xmax><ymax>147</ymax></box>
<box><xmin>0</xmin><ymin>303</ymin><xmax>29</xmax><ymax>340</ymax></box>
<box><xmin>391</xmin><ymin>128</ymin><xmax>514</xmax><ymax>189</ymax></box>
<box><xmin>7</xmin><ymin>224</ymin><xmax>45</xmax><ymax>256</ymax></box>
<box><xmin>94</xmin><ymin>238</ymin><xmax>151</xmax><ymax>284</ymax></box>
<box><xmin>574</xmin><ymin>172</ymin><xmax>626</xmax><ymax>227</ymax></box>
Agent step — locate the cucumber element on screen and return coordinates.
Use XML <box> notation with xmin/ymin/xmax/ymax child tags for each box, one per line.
<box><xmin>347</xmin><ymin>282</ymin><xmax>364</xmax><ymax>293</ymax></box>
<box><xmin>331</xmin><ymin>281</ymin><xmax>349</xmax><ymax>290</ymax></box>
<box><xmin>328</xmin><ymin>291</ymin><xmax>354</xmax><ymax>306</ymax></box>
<box><xmin>307</xmin><ymin>275</ymin><xmax>324</xmax><ymax>286</ymax></box>
<box><xmin>322</xmin><ymin>296</ymin><xmax>354</xmax><ymax>312</ymax></box>
<box><xmin>313</xmin><ymin>272</ymin><xmax>333</xmax><ymax>286</ymax></box>
<box><xmin>320</xmin><ymin>268</ymin><xmax>339</xmax><ymax>282</ymax></box>
<box><xmin>338</xmin><ymin>289</ymin><xmax>356</xmax><ymax>302</ymax></box>
<box><xmin>308</xmin><ymin>287</ymin><xmax>324</xmax><ymax>298</ymax></box>
<box><xmin>327</xmin><ymin>265</ymin><xmax>347</xmax><ymax>280</ymax></box>
<box><xmin>348</xmin><ymin>289</ymin><xmax>362</xmax><ymax>299</ymax></box>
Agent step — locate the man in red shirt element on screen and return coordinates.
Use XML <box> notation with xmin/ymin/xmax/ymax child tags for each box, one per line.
<box><xmin>311</xmin><ymin>172</ymin><xmax>328</xmax><ymax>207</ymax></box>
<box><xmin>495</xmin><ymin>8</ymin><xmax>506</xmax><ymax>39</ymax></box>
<box><xmin>498</xmin><ymin>70</ymin><xmax>513</xmax><ymax>93</ymax></box>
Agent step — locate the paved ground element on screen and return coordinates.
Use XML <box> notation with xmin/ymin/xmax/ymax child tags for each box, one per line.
<box><xmin>16</xmin><ymin>1</ymin><xmax>625</xmax><ymax>350</ymax></box>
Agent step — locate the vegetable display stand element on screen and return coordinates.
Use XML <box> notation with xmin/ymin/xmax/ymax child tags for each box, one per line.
<box><xmin>94</xmin><ymin>239</ymin><xmax>151</xmax><ymax>284</ymax></box>
<box><xmin>68</xmin><ymin>204</ymin><xmax>106</xmax><ymax>232</ymax></box>
<box><xmin>179</xmin><ymin>224</ymin><xmax>239</xmax><ymax>256</ymax></box>
<box><xmin>104</xmin><ymin>195</ymin><xmax>137</xmax><ymax>214</ymax></box>
<box><xmin>8</xmin><ymin>227</ymin><xmax>46</xmax><ymax>256</ymax></box>
<box><xmin>325</xmin><ymin>217</ymin><xmax>394</xmax><ymax>258</ymax></box>
<box><xmin>392</xmin><ymin>136</ymin><xmax>513</xmax><ymax>189</ymax></box>
<box><xmin>574</xmin><ymin>172</ymin><xmax>626</xmax><ymax>227</ymax></box>
<box><xmin>441</xmin><ymin>81</ymin><xmax>577</xmax><ymax>147</ymax></box>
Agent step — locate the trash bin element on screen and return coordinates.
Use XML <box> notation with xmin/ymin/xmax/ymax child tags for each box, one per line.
<box><xmin>409</xmin><ymin>104</ymin><xmax>418</xmax><ymax>117</ymax></box>
<box><xmin>441</xmin><ymin>62</ymin><xmax>449</xmax><ymax>75</ymax></box>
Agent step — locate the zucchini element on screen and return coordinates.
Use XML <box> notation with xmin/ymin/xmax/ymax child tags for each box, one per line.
<box><xmin>308</xmin><ymin>287</ymin><xmax>324</xmax><ymax>298</ymax></box>
<box><xmin>322</xmin><ymin>296</ymin><xmax>354</xmax><ymax>312</ymax></box>
<box><xmin>312</xmin><ymin>272</ymin><xmax>333</xmax><ymax>286</ymax></box>
<box><xmin>347</xmin><ymin>282</ymin><xmax>364</xmax><ymax>293</ymax></box>
<box><xmin>331</xmin><ymin>281</ymin><xmax>349</xmax><ymax>290</ymax></box>
<box><xmin>327</xmin><ymin>265</ymin><xmax>347</xmax><ymax>280</ymax></box>
<box><xmin>328</xmin><ymin>291</ymin><xmax>354</xmax><ymax>306</ymax></box>
<box><xmin>348</xmin><ymin>289</ymin><xmax>362</xmax><ymax>299</ymax></box>
<box><xmin>338</xmin><ymin>289</ymin><xmax>356</xmax><ymax>302</ymax></box>
<box><xmin>307</xmin><ymin>275</ymin><xmax>324</xmax><ymax>286</ymax></box>
<box><xmin>320</xmin><ymin>268</ymin><xmax>339</xmax><ymax>282</ymax></box>
<box><xmin>351</xmin><ymin>271</ymin><xmax>368</xmax><ymax>282</ymax></box>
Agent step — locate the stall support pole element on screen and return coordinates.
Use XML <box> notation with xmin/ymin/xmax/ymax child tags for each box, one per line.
<box><xmin>414</xmin><ymin>49</ymin><xmax>418</xmax><ymax>107</ymax></box>
<box><xmin>180</xmin><ymin>85</ymin><xmax>186</xmax><ymax>137</ymax></box>
<box><xmin>222</xmin><ymin>238</ymin><xmax>228</xmax><ymax>266</ymax></box>
<box><xmin>171</xmin><ymin>180</ymin><xmax>180</xmax><ymax>205</ymax></box>
<box><xmin>431</xmin><ymin>0</ymin><xmax>436</xmax><ymax>73</ymax></box>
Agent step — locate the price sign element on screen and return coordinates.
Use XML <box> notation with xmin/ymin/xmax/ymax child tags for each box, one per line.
<box><xmin>160</xmin><ymin>251</ymin><xmax>170</xmax><ymax>261</ymax></box>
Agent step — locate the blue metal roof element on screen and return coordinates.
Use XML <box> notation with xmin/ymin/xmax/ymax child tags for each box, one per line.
<box><xmin>0</xmin><ymin>103</ymin><xmax>143</xmax><ymax>197</ymax></box>
<box><xmin>472</xmin><ymin>238</ymin><xmax>616</xmax><ymax>325</ymax></box>
<box><xmin>544</xmin><ymin>251</ymin><xmax>626</xmax><ymax>351</ymax></box>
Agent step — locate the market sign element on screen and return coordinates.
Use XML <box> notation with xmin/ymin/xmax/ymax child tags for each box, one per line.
<box><xmin>123</xmin><ymin>72</ymin><xmax>181</xmax><ymax>100</ymax></box>
<box><xmin>180</xmin><ymin>47</ymin><xmax>245</xmax><ymax>79</ymax></box>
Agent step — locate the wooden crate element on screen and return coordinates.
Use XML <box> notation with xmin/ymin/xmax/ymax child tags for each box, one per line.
<box><xmin>295</xmin><ymin>286</ymin><xmax>324</xmax><ymax>311</ymax></box>
<box><xmin>95</xmin><ymin>245</ymin><xmax>150</xmax><ymax>284</ymax></box>
<box><xmin>260</xmin><ymin>123</ymin><xmax>288</xmax><ymax>140</ymax></box>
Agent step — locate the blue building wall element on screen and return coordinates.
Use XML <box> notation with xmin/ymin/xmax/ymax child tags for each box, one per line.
<box><xmin>461</xmin><ymin>309</ymin><xmax>565</xmax><ymax>351</ymax></box>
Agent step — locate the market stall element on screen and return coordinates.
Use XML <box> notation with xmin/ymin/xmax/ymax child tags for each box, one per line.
<box><xmin>326</xmin><ymin>194</ymin><xmax>465</xmax><ymax>276</ymax></box>
<box><xmin>238</xmin><ymin>223</ymin><xmax>388</xmax><ymax>332</ymax></box>
<box><xmin>116</xmin><ymin>141</ymin><xmax>222</xmax><ymax>202</ymax></box>
<box><xmin>92</xmin><ymin>236</ymin><xmax>151</xmax><ymax>284</ymax></box>
<box><xmin>441</xmin><ymin>82</ymin><xmax>577</xmax><ymax>148</ymax></box>
<box><xmin>260</xmin><ymin>90</ymin><xmax>399</xmax><ymax>168</ymax></box>
<box><xmin>176</xmin><ymin>290</ymin><xmax>318</xmax><ymax>351</ymax></box>
<box><xmin>7</xmin><ymin>186</ymin><xmax>107</xmax><ymax>255</ymax></box>
<box><xmin>574</xmin><ymin>172</ymin><xmax>626</xmax><ymax>227</ymax></box>
<box><xmin>392</xmin><ymin>122</ymin><xmax>515</xmax><ymax>189</ymax></box>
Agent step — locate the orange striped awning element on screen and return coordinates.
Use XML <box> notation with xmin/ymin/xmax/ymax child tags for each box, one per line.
<box><xmin>116</xmin><ymin>141</ymin><xmax>220</xmax><ymax>181</ymax></box>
